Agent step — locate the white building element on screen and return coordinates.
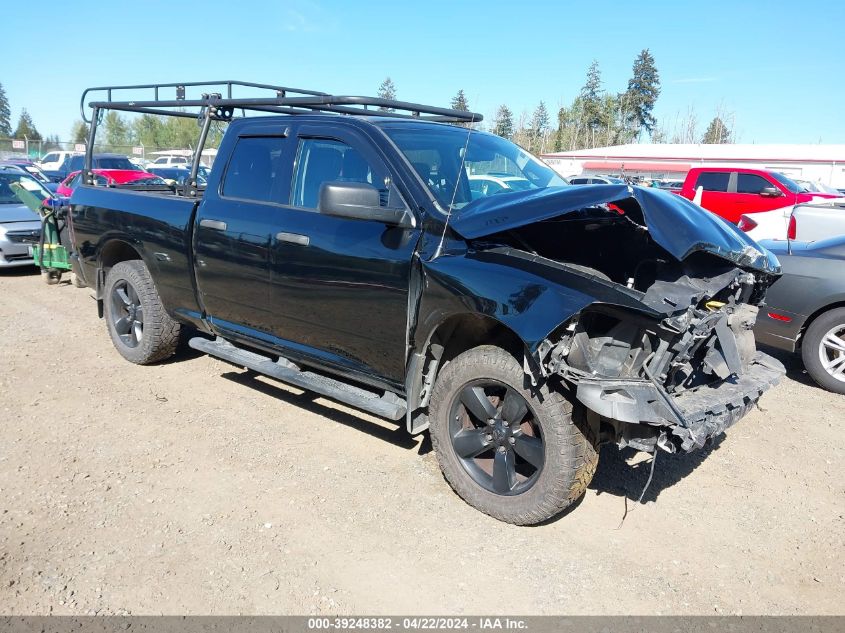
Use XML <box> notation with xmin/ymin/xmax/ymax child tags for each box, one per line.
<box><xmin>541</xmin><ymin>144</ymin><xmax>845</xmax><ymax>187</ymax></box>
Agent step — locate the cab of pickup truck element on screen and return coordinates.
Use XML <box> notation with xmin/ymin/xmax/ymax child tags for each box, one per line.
<box><xmin>678</xmin><ymin>166</ymin><xmax>814</xmax><ymax>223</ymax></box>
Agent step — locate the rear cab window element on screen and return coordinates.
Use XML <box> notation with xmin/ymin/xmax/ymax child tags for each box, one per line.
<box><xmin>695</xmin><ymin>171</ymin><xmax>730</xmax><ymax>192</ymax></box>
<box><xmin>222</xmin><ymin>136</ymin><xmax>288</xmax><ymax>204</ymax></box>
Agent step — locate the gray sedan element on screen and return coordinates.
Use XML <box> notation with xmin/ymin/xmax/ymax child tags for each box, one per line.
<box><xmin>755</xmin><ymin>237</ymin><xmax>845</xmax><ymax>394</ymax></box>
<box><xmin>0</xmin><ymin>170</ymin><xmax>46</xmax><ymax>268</ymax></box>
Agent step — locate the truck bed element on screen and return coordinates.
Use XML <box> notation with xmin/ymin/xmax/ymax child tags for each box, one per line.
<box><xmin>69</xmin><ymin>184</ymin><xmax>204</xmax><ymax>325</ymax></box>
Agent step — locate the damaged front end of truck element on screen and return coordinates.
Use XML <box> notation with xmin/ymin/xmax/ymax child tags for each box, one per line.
<box><xmin>449</xmin><ymin>184</ymin><xmax>786</xmax><ymax>454</ymax></box>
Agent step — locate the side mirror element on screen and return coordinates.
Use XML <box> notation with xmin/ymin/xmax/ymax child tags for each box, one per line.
<box><xmin>318</xmin><ymin>182</ymin><xmax>413</xmax><ymax>228</ymax></box>
<box><xmin>759</xmin><ymin>187</ymin><xmax>783</xmax><ymax>198</ymax></box>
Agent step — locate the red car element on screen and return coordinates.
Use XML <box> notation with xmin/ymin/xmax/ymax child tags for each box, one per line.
<box><xmin>677</xmin><ymin>167</ymin><xmax>820</xmax><ymax>224</ymax></box>
<box><xmin>56</xmin><ymin>169</ymin><xmax>164</xmax><ymax>197</ymax></box>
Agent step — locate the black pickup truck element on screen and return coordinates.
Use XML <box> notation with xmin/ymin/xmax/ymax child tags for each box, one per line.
<box><xmin>68</xmin><ymin>81</ymin><xmax>784</xmax><ymax>524</ymax></box>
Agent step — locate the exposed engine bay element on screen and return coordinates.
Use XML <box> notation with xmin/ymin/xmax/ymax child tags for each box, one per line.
<box><xmin>469</xmin><ymin>199</ymin><xmax>785</xmax><ymax>454</ymax></box>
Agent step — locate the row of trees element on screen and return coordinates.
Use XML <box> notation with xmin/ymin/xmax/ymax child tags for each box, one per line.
<box><xmin>0</xmin><ymin>81</ymin><xmax>223</xmax><ymax>153</ymax></box>
<box><xmin>1</xmin><ymin>69</ymin><xmax>735</xmax><ymax>155</ymax></box>
<box><xmin>377</xmin><ymin>50</ymin><xmax>733</xmax><ymax>153</ymax></box>
<box><xmin>0</xmin><ymin>82</ymin><xmax>48</xmax><ymax>142</ymax></box>
<box><xmin>88</xmin><ymin>111</ymin><xmax>226</xmax><ymax>153</ymax></box>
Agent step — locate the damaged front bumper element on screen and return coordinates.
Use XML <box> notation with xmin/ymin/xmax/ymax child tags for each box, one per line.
<box><xmin>576</xmin><ymin>352</ymin><xmax>785</xmax><ymax>453</ymax></box>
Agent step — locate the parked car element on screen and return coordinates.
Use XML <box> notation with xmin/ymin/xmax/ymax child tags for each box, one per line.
<box><xmin>794</xmin><ymin>179</ymin><xmax>844</xmax><ymax>199</ymax></box>
<box><xmin>146</xmin><ymin>166</ymin><xmax>206</xmax><ymax>186</ymax></box>
<box><xmin>149</xmin><ymin>155</ymin><xmax>190</xmax><ymax>168</ymax></box>
<box><xmin>0</xmin><ymin>170</ymin><xmax>50</xmax><ymax>268</ymax></box>
<box><xmin>57</xmin><ymin>169</ymin><xmax>167</xmax><ymax>197</ymax></box>
<box><xmin>467</xmin><ymin>174</ymin><xmax>536</xmax><ymax>199</ymax></box>
<box><xmin>0</xmin><ymin>161</ymin><xmax>58</xmax><ymax>193</ymax></box>
<box><xmin>755</xmin><ymin>236</ymin><xmax>845</xmax><ymax>394</ymax></box>
<box><xmin>657</xmin><ymin>179</ymin><xmax>684</xmax><ymax>190</ymax></box>
<box><xmin>38</xmin><ymin>150</ymin><xmax>81</xmax><ymax>172</ymax></box>
<box><xmin>69</xmin><ymin>83</ymin><xmax>785</xmax><ymax>525</ymax></box>
<box><xmin>677</xmin><ymin>167</ymin><xmax>824</xmax><ymax>224</ymax></box>
<box><xmin>739</xmin><ymin>199</ymin><xmax>845</xmax><ymax>242</ymax></box>
<box><xmin>43</xmin><ymin>153</ymin><xmax>138</xmax><ymax>183</ymax></box>
<box><xmin>569</xmin><ymin>175</ymin><xmax>625</xmax><ymax>185</ymax></box>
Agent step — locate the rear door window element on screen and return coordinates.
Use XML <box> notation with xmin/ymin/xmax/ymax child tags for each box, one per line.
<box><xmin>222</xmin><ymin>136</ymin><xmax>288</xmax><ymax>204</ymax></box>
<box><xmin>695</xmin><ymin>171</ymin><xmax>730</xmax><ymax>192</ymax></box>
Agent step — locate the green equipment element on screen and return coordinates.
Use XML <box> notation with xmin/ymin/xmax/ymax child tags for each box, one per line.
<box><xmin>10</xmin><ymin>182</ymin><xmax>73</xmax><ymax>285</ymax></box>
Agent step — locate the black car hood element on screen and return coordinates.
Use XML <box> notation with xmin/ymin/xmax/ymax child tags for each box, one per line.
<box><xmin>451</xmin><ymin>184</ymin><xmax>780</xmax><ymax>274</ymax></box>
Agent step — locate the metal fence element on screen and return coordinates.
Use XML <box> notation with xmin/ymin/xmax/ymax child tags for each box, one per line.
<box><xmin>0</xmin><ymin>137</ymin><xmax>209</xmax><ymax>164</ymax></box>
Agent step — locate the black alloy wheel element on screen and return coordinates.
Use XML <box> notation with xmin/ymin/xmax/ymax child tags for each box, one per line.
<box><xmin>448</xmin><ymin>380</ymin><xmax>544</xmax><ymax>496</ymax></box>
<box><xmin>110</xmin><ymin>279</ymin><xmax>144</xmax><ymax>348</ymax></box>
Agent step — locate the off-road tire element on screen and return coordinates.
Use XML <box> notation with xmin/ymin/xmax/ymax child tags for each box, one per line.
<box><xmin>801</xmin><ymin>307</ymin><xmax>845</xmax><ymax>395</ymax></box>
<box><xmin>429</xmin><ymin>345</ymin><xmax>598</xmax><ymax>525</ymax></box>
<box><xmin>104</xmin><ymin>260</ymin><xmax>180</xmax><ymax>365</ymax></box>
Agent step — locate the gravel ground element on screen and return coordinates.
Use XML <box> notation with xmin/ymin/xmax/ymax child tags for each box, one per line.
<box><xmin>0</xmin><ymin>267</ymin><xmax>842</xmax><ymax>615</ymax></box>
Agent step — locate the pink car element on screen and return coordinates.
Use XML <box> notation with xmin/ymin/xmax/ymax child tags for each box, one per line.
<box><xmin>57</xmin><ymin>169</ymin><xmax>164</xmax><ymax>197</ymax></box>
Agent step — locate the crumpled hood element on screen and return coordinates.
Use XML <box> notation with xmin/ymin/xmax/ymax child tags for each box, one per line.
<box><xmin>451</xmin><ymin>184</ymin><xmax>781</xmax><ymax>274</ymax></box>
<box><xmin>0</xmin><ymin>203</ymin><xmax>41</xmax><ymax>223</ymax></box>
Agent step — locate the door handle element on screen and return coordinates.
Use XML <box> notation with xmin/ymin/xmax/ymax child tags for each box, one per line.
<box><xmin>276</xmin><ymin>232</ymin><xmax>310</xmax><ymax>246</ymax></box>
<box><xmin>200</xmin><ymin>219</ymin><xmax>227</xmax><ymax>231</ymax></box>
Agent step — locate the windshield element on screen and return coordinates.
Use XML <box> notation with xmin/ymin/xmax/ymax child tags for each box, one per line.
<box><xmin>383</xmin><ymin>125</ymin><xmax>568</xmax><ymax>211</ymax></box>
<box><xmin>121</xmin><ymin>175</ymin><xmax>167</xmax><ymax>186</ymax></box>
<box><xmin>770</xmin><ymin>171</ymin><xmax>803</xmax><ymax>194</ymax></box>
<box><xmin>0</xmin><ymin>172</ymin><xmax>53</xmax><ymax>204</ymax></box>
<box><xmin>96</xmin><ymin>157</ymin><xmax>135</xmax><ymax>170</ymax></box>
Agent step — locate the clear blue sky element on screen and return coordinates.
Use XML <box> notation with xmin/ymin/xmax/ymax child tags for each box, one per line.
<box><xmin>5</xmin><ymin>0</ymin><xmax>844</xmax><ymax>144</ymax></box>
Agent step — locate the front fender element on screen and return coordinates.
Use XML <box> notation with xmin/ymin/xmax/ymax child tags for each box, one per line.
<box><xmin>415</xmin><ymin>247</ymin><xmax>660</xmax><ymax>354</ymax></box>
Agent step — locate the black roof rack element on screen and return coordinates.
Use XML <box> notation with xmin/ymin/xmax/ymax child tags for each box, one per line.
<box><xmin>81</xmin><ymin>79</ymin><xmax>482</xmax><ymax>124</ymax></box>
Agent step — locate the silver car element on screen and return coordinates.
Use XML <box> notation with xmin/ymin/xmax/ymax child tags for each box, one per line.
<box><xmin>0</xmin><ymin>169</ymin><xmax>48</xmax><ymax>268</ymax></box>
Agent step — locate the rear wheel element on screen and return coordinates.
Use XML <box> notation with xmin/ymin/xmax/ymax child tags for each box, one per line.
<box><xmin>429</xmin><ymin>345</ymin><xmax>598</xmax><ymax>525</ymax></box>
<box><xmin>801</xmin><ymin>308</ymin><xmax>845</xmax><ymax>394</ymax></box>
<box><xmin>103</xmin><ymin>260</ymin><xmax>180</xmax><ymax>365</ymax></box>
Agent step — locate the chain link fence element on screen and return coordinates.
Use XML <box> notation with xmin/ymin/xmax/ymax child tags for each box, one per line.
<box><xmin>0</xmin><ymin>137</ymin><xmax>215</xmax><ymax>165</ymax></box>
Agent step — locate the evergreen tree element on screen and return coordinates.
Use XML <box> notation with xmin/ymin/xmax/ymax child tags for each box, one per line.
<box><xmin>578</xmin><ymin>61</ymin><xmax>603</xmax><ymax>146</ymax></box>
<box><xmin>451</xmin><ymin>89</ymin><xmax>469</xmax><ymax>111</ymax></box>
<box><xmin>42</xmin><ymin>134</ymin><xmax>61</xmax><ymax>151</ymax></box>
<box><xmin>450</xmin><ymin>90</ymin><xmax>472</xmax><ymax>127</ymax></box>
<box><xmin>13</xmin><ymin>109</ymin><xmax>41</xmax><ymax>140</ymax></box>
<box><xmin>530</xmin><ymin>101</ymin><xmax>550</xmax><ymax>152</ymax></box>
<box><xmin>70</xmin><ymin>120</ymin><xmax>90</xmax><ymax>145</ymax></box>
<box><xmin>0</xmin><ymin>83</ymin><xmax>11</xmax><ymax>137</ymax></box>
<box><xmin>104</xmin><ymin>111</ymin><xmax>132</xmax><ymax>149</ymax></box>
<box><xmin>377</xmin><ymin>77</ymin><xmax>397</xmax><ymax>112</ymax></box>
<box><xmin>491</xmin><ymin>104</ymin><xmax>514</xmax><ymax>140</ymax></box>
<box><xmin>701</xmin><ymin>116</ymin><xmax>732</xmax><ymax>144</ymax></box>
<box><xmin>620</xmin><ymin>49</ymin><xmax>661</xmax><ymax>137</ymax></box>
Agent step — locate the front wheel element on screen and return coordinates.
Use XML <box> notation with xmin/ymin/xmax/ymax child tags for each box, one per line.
<box><xmin>429</xmin><ymin>345</ymin><xmax>598</xmax><ymax>525</ymax></box>
<box><xmin>103</xmin><ymin>260</ymin><xmax>181</xmax><ymax>365</ymax></box>
<box><xmin>801</xmin><ymin>307</ymin><xmax>845</xmax><ymax>394</ymax></box>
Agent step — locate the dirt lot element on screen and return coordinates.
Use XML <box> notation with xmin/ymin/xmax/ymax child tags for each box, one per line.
<box><xmin>0</xmin><ymin>267</ymin><xmax>842</xmax><ymax>616</ymax></box>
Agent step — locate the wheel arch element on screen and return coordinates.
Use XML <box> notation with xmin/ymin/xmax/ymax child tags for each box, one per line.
<box><xmin>94</xmin><ymin>238</ymin><xmax>154</xmax><ymax>315</ymax></box>
<box><xmin>796</xmin><ymin>299</ymin><xmax>845</xmax><ymax>349</ymax></box>
<box><xmin>405</xmin><ymin>312</ymin><xmax>531</xmax><ymax>434</ymax></box>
